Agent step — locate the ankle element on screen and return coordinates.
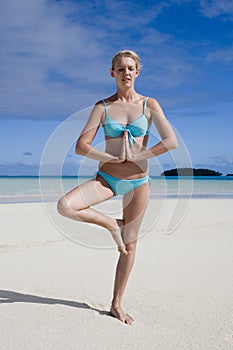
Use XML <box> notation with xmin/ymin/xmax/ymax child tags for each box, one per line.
<box><xmin>111</xmin><ymin>298</ymin><xmax>121</xmax><ymax>308</ymax></box>
<box><xmin>107</xmin><ymin>219</ymin><xmax>119</xmax><ymax>232</ymax></box>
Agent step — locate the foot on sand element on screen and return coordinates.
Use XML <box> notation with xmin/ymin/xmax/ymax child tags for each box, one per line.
<box><xmin>110</xmin><ymin>305</ymin><xmax>134</xmax><ymax>325</ymax></box>
<box><xmin>109</xmin><ymin>219</ymin><xmax>128</xmax><ymax>255</ymax></box>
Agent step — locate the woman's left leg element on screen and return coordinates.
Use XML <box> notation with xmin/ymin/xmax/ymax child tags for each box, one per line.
<box><xmin>110</xmin><ymin>181</ymin><xmax>150</xmax><ymax>324</ymax></box>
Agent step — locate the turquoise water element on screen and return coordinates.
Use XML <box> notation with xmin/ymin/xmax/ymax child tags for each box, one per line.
<box><xmin>0</xmin><ymin>176</ymin><xmax>233</xmax><ymax>203</ymax></box>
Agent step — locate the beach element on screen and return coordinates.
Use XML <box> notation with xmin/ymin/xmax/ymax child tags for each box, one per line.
<box><xmin>0</xmin><ymin>197</ymin><xmax>233</xmax><ymax>349</ymax></box>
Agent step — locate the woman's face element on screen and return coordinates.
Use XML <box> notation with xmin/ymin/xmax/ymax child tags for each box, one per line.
<box><xmin>110</xmin><ymin>57</ymin><xmax>139</xmax><ymax>88</ymax></box>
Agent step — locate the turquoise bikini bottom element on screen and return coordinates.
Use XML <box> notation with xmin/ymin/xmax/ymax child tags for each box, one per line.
<box><xmin>96</xmin><ymin>170</ymin><xmax>149</xmax><ymax>196</ymax></box>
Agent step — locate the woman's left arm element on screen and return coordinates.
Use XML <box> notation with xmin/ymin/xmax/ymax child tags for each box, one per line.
<box><xmin>128</xmin><ymin>98</ymin><xmax>178</xmax><ymax>161</ymax></box>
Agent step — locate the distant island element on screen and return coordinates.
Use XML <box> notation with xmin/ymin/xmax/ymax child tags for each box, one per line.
<box><xmin>161</xmin><ymin>168</ymin><xmax>223</xmax><ymax>176</ymax></box>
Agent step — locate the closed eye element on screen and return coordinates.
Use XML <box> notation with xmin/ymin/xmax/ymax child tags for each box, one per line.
<box><xmin>116</xmin><ymin>67</ymin><xmax>135</xmax><ymax>72</ymax></box>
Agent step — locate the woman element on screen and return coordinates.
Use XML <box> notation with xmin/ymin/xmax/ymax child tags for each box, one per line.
<box><xmin>57</xmin><ymin>50</ymin><xmax>178</xmax><ymax>325</ymax></box>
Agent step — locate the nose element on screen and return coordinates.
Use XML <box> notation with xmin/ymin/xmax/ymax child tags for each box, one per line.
<box><xmin>123</xmin><ymin>68</ymin><xmax>130</xmax><ymax>75</ymax></box>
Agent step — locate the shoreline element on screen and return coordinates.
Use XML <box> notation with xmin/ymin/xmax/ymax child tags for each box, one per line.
<box><xmin>1</xmin><ymin>176</ymin><xmax>232</xmax><ymax>203</ymax></box>
<box><xmin>1</xmin><ymin>192</ymin><xmax>233</xmax><ymax>204</ymax></box>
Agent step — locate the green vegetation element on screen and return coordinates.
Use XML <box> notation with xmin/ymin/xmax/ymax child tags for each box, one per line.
<box><xmin>161</xmin><ymin>168</ymin><xmax>223</xmax><ymax>176</ymax></box>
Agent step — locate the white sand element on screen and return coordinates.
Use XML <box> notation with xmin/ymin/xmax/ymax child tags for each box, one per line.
<box><xmin>0</xmin><ymin>199</ymin><xmax>233</xmax><ymax>350</ymax></box>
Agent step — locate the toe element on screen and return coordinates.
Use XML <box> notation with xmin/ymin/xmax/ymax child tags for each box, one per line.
<box><xmin>125</xmin><ymin>313</ymin><xmax>134</xmax><ymax>325</ymax></box>
<box><xmin>118</xmin><ymin>246</ymin><xmax>128</xmax><ymax>255</ymax></box>
<box><xmin>110</xmin><ymin>306</ymin><xmax>133</xmax><ymax>325</ymax></box>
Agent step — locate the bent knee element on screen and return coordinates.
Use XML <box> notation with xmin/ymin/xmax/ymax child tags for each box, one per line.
<box><xmin>57</xmin><ymin>197</ymin><xmax>71</xmax><ymax>215</ymax></box>
<box><xmin>57</xmin><ymin>196</ymin><xmax>89</xmax><ymax>220</ymax></box>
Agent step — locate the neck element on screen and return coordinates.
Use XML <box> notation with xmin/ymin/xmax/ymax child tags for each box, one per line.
<box><xmin>115</xmin><ymin>87</ymin><xmax>139</xmax><ymax>103</ymax></box>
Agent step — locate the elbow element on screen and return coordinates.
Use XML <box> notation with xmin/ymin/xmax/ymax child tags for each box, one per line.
<box><xmin>163</xmin><ymin>137</ymin><xmax>178</xmax><ymax>151</ymax></box>
<box><xmin>75</xmin><ymin>139</ymin><xmax>87</xmax><ymax>156</ymax></box>
<box><xmin>170</xmin><ymin>138</ymin><xmax>178</xmax><ymax>150</ymax></box>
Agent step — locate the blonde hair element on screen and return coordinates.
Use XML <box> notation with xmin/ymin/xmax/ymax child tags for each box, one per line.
<box><xmin>111</xmin><ymin>50</ymin><xmax>141</xmax><ymax>70</ymax></box>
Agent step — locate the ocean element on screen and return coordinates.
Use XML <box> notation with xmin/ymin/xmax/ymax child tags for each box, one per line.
<box><xmin>0</xmin><ymin>176</ymin><xmax>233</xmax><ymax>203</ymax></box>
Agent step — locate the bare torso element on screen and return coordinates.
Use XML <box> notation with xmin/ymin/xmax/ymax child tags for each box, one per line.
<box><xmin>98</xmin><ymin>97</ymin><xmax>151</xmax><ymax>179</ymax></box>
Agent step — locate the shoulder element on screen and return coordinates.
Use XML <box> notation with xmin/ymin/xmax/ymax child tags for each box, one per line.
<box><xmin>91</xmin><ymin>100</ymin><xmax>106</xmax><ymax>114</ymax></box>
<box><xmin>87</xmin><ymin>100</ymin><xmax>106</xmax><ymax>124</ymax></box>
<box><xmin>95</xmin><ymin>100</ymin><xmax>105</xmax><ymax>108</ymax></box>
<box><xmin>146</xmin><ymin>97</ymin><xmax>167</xmax><ymax>121</ymax></box>
<box><xmin>83</xmin><ymin>100</ymin><xmax>105</xmax><ymax>125</ymax></box>
<box><xmin>146</xmin><ymin>97</ymin><xmax>163</xmax><ymax>112</ymax></box>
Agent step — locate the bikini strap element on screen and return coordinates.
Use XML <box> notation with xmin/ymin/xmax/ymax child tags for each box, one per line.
<box><xmin>102</xmin><ymin>99</ymin><xmax>107</xmax><ymax>108</ymax></box>
<box><xmin>102</xmin><ymin>99</ymin><xmax>108</xmax><ymax>118</ymax></box>
<box><xmin>102</xmin><ymin>99</ymin><xmax>108</xmax><ymax>120</ymax></box>
<box><xmin>143</xmin><ymin>97</ymin><xmax>149</xmax><ymax>114</ymax></box>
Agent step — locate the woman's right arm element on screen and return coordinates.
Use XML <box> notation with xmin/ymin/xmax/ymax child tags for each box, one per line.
<box><xmin>76</xmin><ymin>103</ymin><xmax>123</xmax><ymax>163</ymax></box>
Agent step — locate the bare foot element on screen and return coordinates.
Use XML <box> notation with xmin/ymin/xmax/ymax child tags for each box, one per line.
<box><xmin>110</xmin><ymin>305</ymin><xmax>134</xmax><ymax>325</ymax></box>
<box><xmin>109</xmin><ymin>219</ymin><xmax>128</xmax><ymax>255</ymax></box>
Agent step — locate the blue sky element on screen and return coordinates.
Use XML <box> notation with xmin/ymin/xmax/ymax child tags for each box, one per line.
<box><xmin>0</xmin><ymin>0</ymin><xmax>233</xmax><ymax>175</ymax></box>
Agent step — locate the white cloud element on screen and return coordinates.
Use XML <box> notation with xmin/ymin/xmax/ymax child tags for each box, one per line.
<box><xmin>195</xmin><ymin>155</ymin><xmax>233</xmax><ymax>175</ymax></box>
<box><xmin>212</xmin><ymin>155</ymin><xmax>233</xmax><ymax>167</ymax></box>
<box><xmin>199</xmin><ymin>0</ymin><xmax>233</xmax><ymax>19</ymax></box>
<box><xmin>0</xmin><ymin>0</ymin><xmax>112</xmax><ymax>119</ymax></box>
<box><xmin>0</xmin><ymin>161</ymin><xmax>39</xmax><ymax>176</ymax></box>
<box><xmin>0</xmin><ymin>0</ymin><xmax>227</xmax><ymax>121</ymax></box>
<box><xmin>137</xmin><ymin>28</ymin><xmax>197</xmax><ymax>89</ymax></box>
<box><xmin>0</xmin><ymin>156</ymin><xmax>96</xmax><ymax>176</ymax></box>
<box><xmin>206</xmin><ymin>46</ymin><xmax>233</xmax><ymax>64</ymax></box>
<box><xmin>60</xmin><ymin>0</ymin><xmax>170</xmax><ymax>31</ymax></box>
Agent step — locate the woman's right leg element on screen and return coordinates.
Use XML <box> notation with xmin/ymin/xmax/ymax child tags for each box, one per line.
<box><xmin>57</xmin><ymin>175</ymin><xmax>128</xmax><ymax>254</ymax></box>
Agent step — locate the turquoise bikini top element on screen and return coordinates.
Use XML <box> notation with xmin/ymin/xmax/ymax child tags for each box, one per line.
<box><xmin>102</xmin><ymin>97</ymin><xmax>150</xmax><ymax>146</ymax></box>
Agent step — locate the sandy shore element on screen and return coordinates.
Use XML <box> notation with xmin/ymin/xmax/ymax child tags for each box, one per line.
<box><xmin>0</xmin><ymin>198</ymin><xmax>233</xmax><ymax>349</ymax></box>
